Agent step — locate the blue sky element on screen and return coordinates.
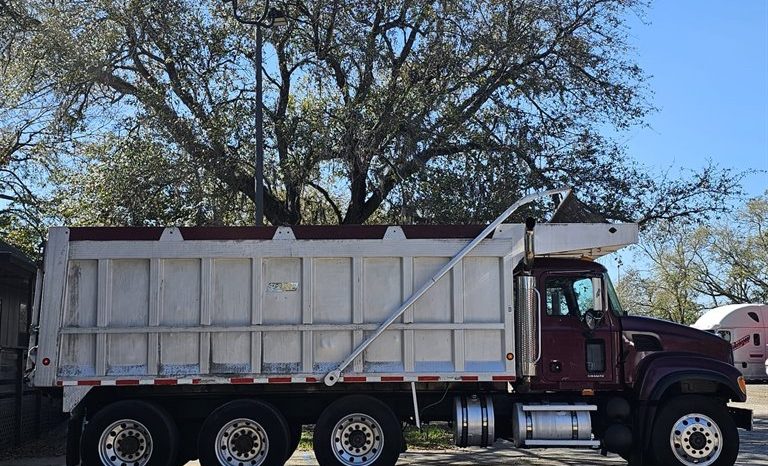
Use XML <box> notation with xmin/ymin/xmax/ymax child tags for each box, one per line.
<box><xmin>622</xmin><ymin>0</ymin><xmax>767</xmax><ymax>197</ymax></box>
<box><xmin>601</xmin><ymin>1</ymin><xmax>768</xmax><ymax>281</ymax></box>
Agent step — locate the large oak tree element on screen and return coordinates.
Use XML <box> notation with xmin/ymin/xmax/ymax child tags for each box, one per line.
<box><xmin>1</xmin><ymin>0</ymin><xmax>742</xmax><ymax>236</ymax></box>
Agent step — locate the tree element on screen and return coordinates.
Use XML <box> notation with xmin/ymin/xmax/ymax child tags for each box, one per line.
<box><xmin>0</xmin><ymin>0</ymin><xmax>743</xmax><ymax>241</ymax></box>
<box><xmin>615</xmin><ymin>223</ymin><xmax>708</xmax><ymax>324</ymax></box>
<box><xmin>616</xmin><ymin>193</ymin><xmax>768</xmax><ymax>323</ymax></box>
<box><xmin>691</xmin><ymin>194</ymin><xmax>768</xmax><ymax>304</ymax></box>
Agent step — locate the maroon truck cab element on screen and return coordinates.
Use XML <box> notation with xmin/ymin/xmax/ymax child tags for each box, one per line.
<box><xmin>520</xmin><ymin>258</ymin><xmax>751</xmax><ymax>465</ymax></box>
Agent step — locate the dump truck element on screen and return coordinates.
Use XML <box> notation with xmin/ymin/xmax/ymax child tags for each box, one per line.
<box><xmin>27</xmin><ymin>190</ymin><xmax>752</xmax><ymax>466</ymax></box>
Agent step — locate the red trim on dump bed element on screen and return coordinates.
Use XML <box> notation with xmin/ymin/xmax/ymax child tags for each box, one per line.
<box><xmin>401</xmin><ymin>225</ymin><xmax>491</xmax><ymax>239</ymax></box>
<box><xmin>179</xmin><ymin>227</ymin><xmax>277</xmax><ymax>240</ymax></box>
<box><xmin>69</xmin><ymin>227</ymin><xmax>165</xmax><ymax>241</ymax></box>
<box><xmin>67</xmin><ymin>225</ymin><xmax>494</xmax><ymax>241</ymax></box>
<box><xmin>291</xmin><ymin>225</ymin><xmax>390</xmax><ymax>240</ymax></box>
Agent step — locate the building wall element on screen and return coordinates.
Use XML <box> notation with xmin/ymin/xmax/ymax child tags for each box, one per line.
<box><xmin>0</xmin><ymin>243</ymin><xmax>64</xmax><ymax>452</ymax></box>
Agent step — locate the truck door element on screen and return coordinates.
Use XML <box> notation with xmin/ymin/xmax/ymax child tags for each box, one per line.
<box><xmin>538</xmin><ymin>272</ymin><xmax>617</xmax><ymax>387</ymax></box>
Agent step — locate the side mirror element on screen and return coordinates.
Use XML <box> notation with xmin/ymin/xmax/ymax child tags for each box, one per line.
<box><xmin>584</xmin><ymin>309</ymin><xmax>605</xmax><ymax>331</ymax></box>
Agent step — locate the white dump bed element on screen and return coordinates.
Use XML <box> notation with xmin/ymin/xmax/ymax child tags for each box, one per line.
<box><xmin>32</xmin><ymin>222</ymin><xmax>637</xmax><ymax>389</ymax></box>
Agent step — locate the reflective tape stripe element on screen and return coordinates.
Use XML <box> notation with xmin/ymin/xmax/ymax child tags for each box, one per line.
<box><xmin>55</xmin><ymin>374</ymin><xmax>515</xmax><ymax>386</ymax></box>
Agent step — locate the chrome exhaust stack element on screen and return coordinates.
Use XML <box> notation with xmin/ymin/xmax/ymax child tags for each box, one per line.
<box><xmin>515</xmin><ymin>218</ymin><xmax>540</xmax><ymax>377</ymax></box>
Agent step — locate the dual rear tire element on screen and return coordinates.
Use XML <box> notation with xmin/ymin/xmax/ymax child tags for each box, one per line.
<box><xmin>313</xmin><ymin>395</ymin><xmax>401</xmax><ymax>466</ymax></box>
<box><xmin>80</xmin><ymin>395</ymin><xmax>403</xmax><ymax>466</ymax></box>
<box><xmin>80</xmin><ymin>400</ymin><xmax>178</xmax><ymax>466</ymax></box>
<box><xmin>196</xmin><ymin>395</ymin><xmax>402</xmax><ymax>466</ymax></box>
<box><xmin>197</xmin><ymin>399</ymin><xmax>290</xmax><ymax>466</ymax></box>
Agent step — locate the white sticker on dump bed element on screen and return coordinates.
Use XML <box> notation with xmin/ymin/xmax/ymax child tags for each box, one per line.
<box><xmin>267</xmin><ymin>282</ymin><xmax>299</xmax><ymax>292</ymax></box>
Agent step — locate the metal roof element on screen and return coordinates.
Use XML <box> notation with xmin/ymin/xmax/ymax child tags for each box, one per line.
<box><xmin>0</xmin><ymin>239</ymin><xmax>36</xmax><ymax>283</ymax></box>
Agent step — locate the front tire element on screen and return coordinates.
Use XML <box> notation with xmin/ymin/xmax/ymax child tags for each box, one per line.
<box><xmin>650</xmin><ymin>395</ymin><xmax>738</xmax><ymax>466</ymax></box>
<box><xmin>313</xmin><ymin>395</ymin><xmax>401</xmax><ymax>466</ymax></box>
<box><xmin>80</xmin><ymin>400</ymin><xmax>179</xmax><ymax>466</ymax></box>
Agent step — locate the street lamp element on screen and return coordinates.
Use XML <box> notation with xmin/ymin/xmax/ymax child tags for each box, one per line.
<box><xmin>222</xmin><ymin>0</ymin><xmax>287</xmax><ymax>225</ymax></box>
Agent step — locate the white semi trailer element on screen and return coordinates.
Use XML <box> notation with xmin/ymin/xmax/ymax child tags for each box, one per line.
<box><xmin>27</xmin><ymin>191</ymin><xmax>751</xmax><ymax>466</ymax></box>
<box><xmin>693</xmin><ymin>304</ymin><xmax>768</xmax><ymax>381</ymax></box>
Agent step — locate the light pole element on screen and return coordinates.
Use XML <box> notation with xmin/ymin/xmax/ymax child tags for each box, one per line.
<box><xmin>223</xmin><ymin>0</ymin><xmax>287</xmax><ymax>225</ymax></box>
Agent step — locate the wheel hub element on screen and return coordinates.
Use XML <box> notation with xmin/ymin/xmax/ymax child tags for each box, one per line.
<box><xmin>689</xmin><ymin>431</ymin><xmax>707</xmax><ymax>450</ymax></box>
<box><xmin>331</xmin><ymin>414</ymin><xmax>384</xmax><ymax>466</ymax></box>
<box><xmin>232</xmin><ymin>432</ymin><xmax>256</xmax><ymax>455</ymax></box>
<box><xmin>98</xmin><ymin>419</ymin><xmax>153</xmax><ymax>466</ymax></box>
<box><xmin>216</xmin><ymin>418</ymin><xmax>269</xmax><ymax>466</ymax></box>
<box><xmin>349</xmin><ymin>429</ymin><xmax>367</xmax><ymax>448</ymax></box>
<box><xmin>669</xmin><ymin>413</ymin><xmax>722</xmax><ymax>466</ymax></box>
<box><xmin>117</xmin><ymin>434</ymin><xmax>140</xmax><ymax>455</ymax></box>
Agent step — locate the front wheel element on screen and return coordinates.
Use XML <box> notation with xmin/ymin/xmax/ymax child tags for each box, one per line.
<box><xmin>650</xmin><ymin>395</ymin><xmax>739</xmax><ymax>466</ymax></box>
<box><xmin>313</xmin><ymin>395</ymin><xmax>401</xmax><ymax>466</ymax></box>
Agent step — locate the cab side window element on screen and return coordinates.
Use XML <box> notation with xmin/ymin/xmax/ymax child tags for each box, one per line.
<box><xmin>545</xmin><ymin>276</ymin><xmax>595</xmax><ymax>317</ymax></box>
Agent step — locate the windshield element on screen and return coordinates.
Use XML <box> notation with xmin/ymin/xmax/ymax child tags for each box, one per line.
<box><xmin>603</xmin><ymin>272</ymin><xmax>624</xmax><ymax>316</ymax></box>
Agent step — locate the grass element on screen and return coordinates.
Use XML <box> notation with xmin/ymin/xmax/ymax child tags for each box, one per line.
<box><xmin>298</xmin><ymin>426</ymin><xmax>314</xmax><ymax>451</ymax></box>
<box><xmin>403</xmin><ymin>422</ymin><xmax>455</xmax><ymax>450</ymax></box>
<box><xmin>297</xmin><ymin>422</ymin><xmax>455</xmax><ymax>451</ymax></box>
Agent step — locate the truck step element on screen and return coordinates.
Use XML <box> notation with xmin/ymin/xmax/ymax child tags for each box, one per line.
<box><xmin>521</xmin><ymin>404</ymin><xmax>597</xmax><ymax>412</ymax></box>
<box><xmin>523</xmin><ymin>439</ymin><xmax>601</xmax><ymax>448</ymax></box>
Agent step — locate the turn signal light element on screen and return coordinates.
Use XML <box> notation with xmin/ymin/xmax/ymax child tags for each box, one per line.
<box><xmin>42</xmin><ymin>357</ymin><xmax>51</xmax><ymax>366</ymax></box>
<box><xmin>506</xmin><ymin>353</ymin><xmax>514</xmax><ymax>360</ymax></box>
<box><xmin>738</xmin><ymin>376</ymin><xmax>747</xmax><ymax>395</ymax></box>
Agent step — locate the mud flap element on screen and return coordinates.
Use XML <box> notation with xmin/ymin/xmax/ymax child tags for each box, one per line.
<box><xmin>729</xmin><ymin>406</ymin><xmax>753</xmax><ymax>431</ymax></box>
<box><xmin>66</xmin><ymin>413</ymin><xmax>83</xmax><ymax>466</ymax></box>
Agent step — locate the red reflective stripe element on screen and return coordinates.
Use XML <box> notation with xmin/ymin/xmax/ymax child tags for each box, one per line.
<box><xmin>417</xmin><ymin>376</ymin><xmax>440</xmax><ymax>382</ymax></box>
<box><xmin>267</xmin><ymin>377</ymin><xmax>292</xmax><ymax>384</ymax></box>
<box><xmin>230</xmin><ymin>377</ymin><xmax>254</xmax><ymax>384</ymax></box>
<box><xmin>55</xmin><ymin>381</ymin><xmax>63</xmax><ymax>386</ymax></box>
<box><xmin>78</xmin><ymin>380</ymin><xmax>101</xmax><ymax>386</ymax></box>
<box><xmin>192</xmin><ymin>379</ymin><xmax>202</xmax><ymax>384</ymax></box>
<box><xmin>154</xmin><ymin>379</ymin><xmax>178</xmax><ymax>385</ymax></box>
<box><xmin>305</xmin><ymin>377</ymin><xmax>318</xmax><ymax>383</ymax></box>
<box><xmin>492</xmin><ymin>376</ymin><xmax>515</xmax><ymax>381</ymax></box>
<box><xmin>461</xmin><ymin>376</ymin><xmax>479</xmax><ymax>381</ymax></box>
<box><xmin>381</xmin><ymin>376</ymin><xmax>404</xmax><ymax>382</ymax></box>
<box><xmin>343</xmin><ymin>376</ymin><xmax>367</xmax><ymax>382</ymax></box>
<box><xmin>115</xmin><ymin>379</ymin><xmax>140</xmax><ymax>386</ymax></box>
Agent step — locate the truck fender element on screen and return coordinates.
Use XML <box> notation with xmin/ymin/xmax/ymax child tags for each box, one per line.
<box><xmin>632</xmin><ymin>353</ymin><xmax>748</xmax><ymax>458</ymax></box>
<box><xmin>635</xmin><ymin>353</ymin><xmax>746</xmax><ymax>403</ymax></box>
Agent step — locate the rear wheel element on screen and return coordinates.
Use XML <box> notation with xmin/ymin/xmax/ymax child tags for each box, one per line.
<box><xmin>197</xmin><ymin>399</ymin><xmax>290</xmax><ymax>466</ymax></box>
<box><xmin>650</xmin><ymin>395</ymin><xmax>738</xmax><ymax>466</ymax></box>
<box><xmin>313</xmin><ymin>395</ymin><xmax>401</xmax><ymax>466</ymax></box>
<box><xmin>80</xmin><ymin>400</ymin><xmax>179</xmax><ymax>466</ymax></box>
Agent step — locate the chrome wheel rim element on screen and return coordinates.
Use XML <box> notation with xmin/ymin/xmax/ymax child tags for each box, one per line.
<box><xmin>669</xmin><ymin>413</ymin><xmax>722</xmax><ymax>466</ymax></box>
<box><xmin>98</xmin><ymin>419</ymin><xmax>153</xmax><ymax>466</ymax></box>
<box><xmin>215</xmin><ymin>418</ymin><xmax>270</xmax><ymax>466</ymax></box>
<box><xmin>331</xmin><ymin>413</ymin><xmax>384</xmax><ymax>466</ymax></box>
